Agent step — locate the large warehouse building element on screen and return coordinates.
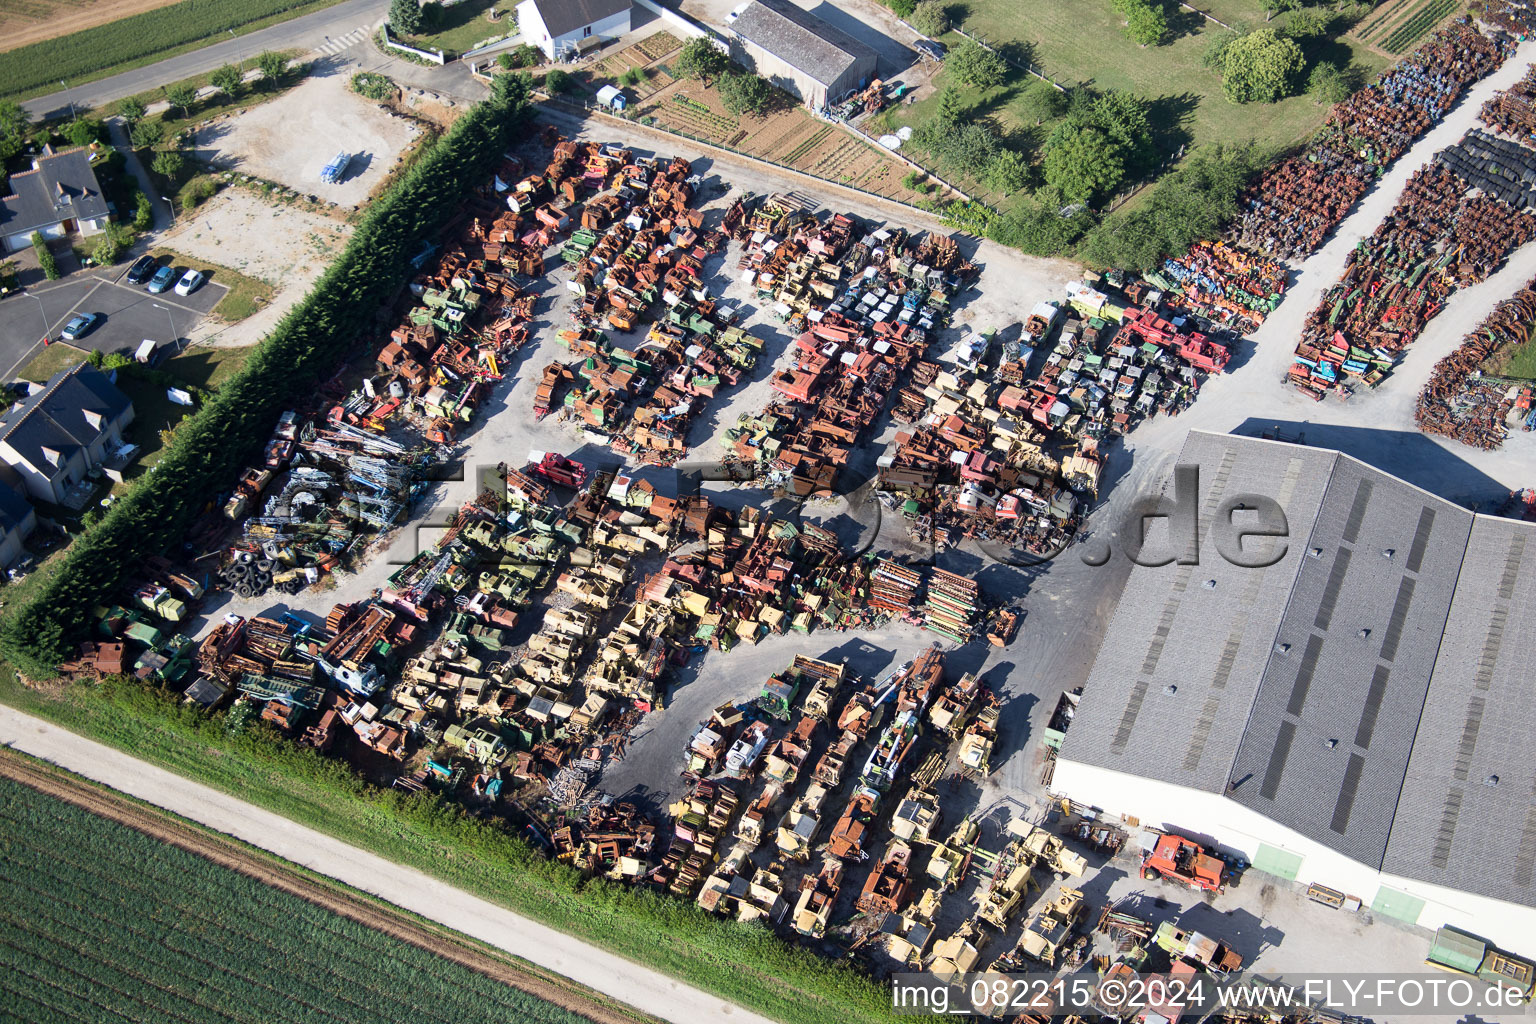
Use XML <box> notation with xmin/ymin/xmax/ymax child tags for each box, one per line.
<box><xmin>1055</xmin><ymin>430</ymin><xmax>1536</xmax><ymax>952</ymax></box>
<box><xmin>726</xmin><ymin>0</ymin><xmax>878</xmax><ymax>111</ymax></box>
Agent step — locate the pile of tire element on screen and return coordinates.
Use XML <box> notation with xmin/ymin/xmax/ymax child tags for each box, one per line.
<box><xmin>218</xmin><ymin>551</ymin><xmax>274</xmax><ymax>600</ymax></box>
<box><xmin>1436</xmin><ymin>129</ymin><xmax>1536</xmax><ymax>210</ymax></box>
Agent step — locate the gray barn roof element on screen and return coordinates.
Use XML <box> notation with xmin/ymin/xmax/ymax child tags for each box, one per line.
<box><xmin>522</xmin><ymin>0</ymin><xmax>630</xmax><ymax>38</ymax></box>
<box><xmin>1227</xmin><ymin>457</ymin><xmax>1472</xmax><ymax>868</ymax></box>
<box><xmin>0</xmin><ymin>147</ymin><xmax>108</xmax><ymax>239</ymax></box>
<box><xmin>0</xmin><ymin>362</ymin><xmax>131</xmax><ymax>477</ymax></box>
<box><xmin>1385</xmin><ymin>514</ymin><xmax>1536</xmax><ymax>908</ymax></box>
<box><xmin>1061</xmin><ymin>430</ymin><xmax>1536</xmax><ymax>907</ymax></box>
<box><xmin>731</xmin><ymin>0</ymin><xmax>878</xmax><ymax>88</ymax></box>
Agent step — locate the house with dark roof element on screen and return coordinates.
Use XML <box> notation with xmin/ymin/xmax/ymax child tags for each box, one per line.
<box><xmin>0</xmin><ymin>363</ymin><xmax>133</xmax><ymax>506</ymax></box>
<box><xmin>0</xmin><ymin>483</ymin><xmax>37</xmax><ymax>568</ymax></box>
<box><xmin>516</xmin><ymin>0</ymin><xmax>631</xmax><ymax>61</ymax></box>
<box><xmin>727</xmin><ymin>0</ymin><xmax>878</xmax><ymax>110</ymax></box>
<box><xmin>1054</xmin><ymin>429</ymin><xmax>1536</xmax><ymax>953</ymax></box>
<box><xmin>1</xmin><ymin>146</ymin><xmax>110</xmax><ymax>254</ymax></box>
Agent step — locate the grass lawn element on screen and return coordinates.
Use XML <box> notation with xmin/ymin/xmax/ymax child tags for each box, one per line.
<box><xmin>961</xmin><ymin>0</ymin><xmax>1389</xmax><ymax>156</ymax></box>
<box><xmin>398</xmin><ymin>0</ymin><xmax>512</xmax><ymax>56</ymax></box>
<box><xmin>1485</xmin><ymin>337</ymin><xmax>1536</xmax><ymax>379</ymax></box>
<box><xmin>147</xmin><ymin>247</ymin><xmax>273</xmax><ymax>323</ymax></box>
<box><xmin>896</xmin><ymin>0</ymin><xmax>1392</xmax><ymax>212</ymax></box>
<box><xmin>112</xmin><ymin>344</ymin><xmax>254</xmax><ymax>481</ymax></box>
<box><xmin>163</xmin><ymin>342</ymin><xmax>254</xmax><ymax>390</ymax></box>
<box><xmin>18</xmin><ymin>341</ymin><xmax>90</xmax><ymax>383</ymax></box>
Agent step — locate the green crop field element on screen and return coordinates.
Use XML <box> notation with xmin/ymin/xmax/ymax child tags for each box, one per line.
<box><xmin>0</xmin><ymin>775</ymin><xmax>596</xmax><ymax>1024</ymax></box>
<box><xmin>0</xmin><ymin>0</ymin><xmax>344</xmax><ymax>100</ymax></box>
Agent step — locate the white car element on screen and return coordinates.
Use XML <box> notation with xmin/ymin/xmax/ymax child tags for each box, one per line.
<box><xmin>174</xmin><ymin>269</ymin><xmax>206</xmax><ymax>296</ymax></box>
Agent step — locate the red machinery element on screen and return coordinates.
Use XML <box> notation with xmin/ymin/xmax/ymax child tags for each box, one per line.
<box><xmin>1141</xmin><ymin>834</ymin><xmax>1225</xmax><ymax>892</ymax></box>
<box><xmin>527</xmin><ymin>451</ymin><xmax>589</xmax><ymax>488</ymax></box>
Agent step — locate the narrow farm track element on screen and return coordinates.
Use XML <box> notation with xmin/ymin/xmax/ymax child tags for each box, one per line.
<box><xmin>0</xmin><ymin>750</ymin><xmax>656</xmax><ymax>1024</ymax></box>
<box><xmin>0</xmin><ymin>706</ymin><xmax>778</xmax><ymax>1024</ymax></box>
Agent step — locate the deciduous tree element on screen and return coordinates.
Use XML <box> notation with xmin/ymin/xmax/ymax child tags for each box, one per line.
<box><xmin>152</xmin><ymin>149</ymin><xmax>185</xmax><ymax>181</ymax></box>
<box><xmin>64</xmin><ymin>118</ymin><xmax>101</xmax><ymax>147</ymax></box>
<box><xmin>118</xmin><ymin>96</ymin><xmax>147</xmax><ymax>123</ymax></box>
<box><xmin>718</xmin><ymin>71</ymin><xmax>775</xmax><ymax>116</ymax></box>
<box><xmin>389</xmin><ymin>0</ymin><xmax>421</xmax><ymax>35</ymax></box>
<box><xmin>1307</xmin><ymin>61</ymin><xmax>1350</xmax><ymax>104</ymax></box>
<box><xmin>1016</xmin><ymin>81</ymin><xmax>1066</xmax><ymax>125</ymax></box>
<box><xmin>256</xmin><ymin>51</ymin><xmax>289</xmax><ymax>89</ymax></box>
<box><xmin>165</xmin><ymin>84</ymin><xmax>197</xmax><ymax>118</ymax></box>
<box><xmin>1125</xmin><ymin>1</ymin><xmax>1168</xmax><ymax>46</ymax></box>
<box><xmin>0</xmin><ymin>99</ymin><xmax>29</xmax><ymax>160</ymax></box>
<box><xmin>1043</xmin><ymin>122</ymin><xmax>1124</xmax><ymax>203</ymax></box>
<box><xmin>1216</xmin><ymin>28</ymin><xmax>1304</xmax><ymax>103</ymax></box>
<box><xmin>674</xmin><ymin>37</ymin><xmax>727</xmax><ymax>85</ymax></box>
<box><xmin>944</xmin><ymin>39</ymin><xmax>1007</xmax><ymax>89</ymax></box>
<box><xmin>211</xmin><ymin>64</ymin><xmax>244</xmax><ymax>99</ymax></box>
<box><xmin>910</xmin><ymin>1</ymin><xmax>951</xmax><ymax>36</ymax></box>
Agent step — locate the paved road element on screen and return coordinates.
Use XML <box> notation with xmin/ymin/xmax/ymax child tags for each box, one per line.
<box><xmin>0</xmin><ymin>705</ymin><xmax>775</xmax><ymax>1024</ymax></box>
<box><xmin>23</xmin><ymin>0</ymin><xmax>387</xmax><ymax>120</ymax></box>
<box><xmin>0</xmin><ymin>264</ymin><xmax>224</xmax><ymax>381</ymax></box>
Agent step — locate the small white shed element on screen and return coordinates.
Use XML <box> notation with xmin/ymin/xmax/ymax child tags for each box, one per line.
<box><xmin>595</xmin><ymin>84</ymin><xmax>626</xmax><ymax>110</ymax></box>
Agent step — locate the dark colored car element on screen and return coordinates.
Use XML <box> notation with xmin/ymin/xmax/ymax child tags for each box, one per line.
<box><xmin>125</xmin><ymin>254</ymin><xmax>158</xmax><ymax>284</ymax></box>
<box><xmin>147</xmin><ymin>265</ymin><xmax>176</xmax><ymax>293</ymax></box>
<box><xmin>59</xmin><ymin>312</ymin><xmax>102</xmax><ymax>342</ymax></box>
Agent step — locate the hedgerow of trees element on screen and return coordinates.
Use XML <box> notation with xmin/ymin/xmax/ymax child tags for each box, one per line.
<box><xmin>0</xmin><ymin>73</ymin><xmax>538</xmax><ymax>677</ymax></box>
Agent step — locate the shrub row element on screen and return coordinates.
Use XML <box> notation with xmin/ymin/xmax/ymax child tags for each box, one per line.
<box><xmin>0</xmin><ymin>79</ymin><xmax>534</xmax><ymax>677</ymax></box>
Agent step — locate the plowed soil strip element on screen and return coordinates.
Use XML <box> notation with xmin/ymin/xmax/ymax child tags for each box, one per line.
<box><xmin>0</xmin><ymin>750</ymin><xmax>656</xmax><ymax>1024</ymax></box>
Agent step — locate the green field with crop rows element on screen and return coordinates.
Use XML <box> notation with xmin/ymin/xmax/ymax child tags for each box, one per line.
<box><xmin>0</xmin><ymin>0</ymin><xmax>341</xmax><ymax>99</ymax></box>
<box><xmin>0</xmin><ymin>777</ymin><xmax>593</xmax><ymax>1024</ymax></box>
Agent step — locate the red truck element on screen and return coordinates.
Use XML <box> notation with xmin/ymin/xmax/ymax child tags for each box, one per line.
<box><xmin>1141</xmin><ymin>833</ymin><xmax>1225</xmax><ymax>892</ymax></box>
<box><xmin>527</xmin><ymin>451</ymin><xmax>589</xmax><ymax>489</ymax></box>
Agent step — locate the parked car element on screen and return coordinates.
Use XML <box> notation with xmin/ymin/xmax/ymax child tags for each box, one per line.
<box><xmin>174</xmin><ymin>269</ymin><xmax>206</xmax><ymax>296</ymax></box>
<box><xmin>914</xmin><ymin>40</ymin><xmax>946</xmax><ymax>61</ymax></box>
<box><xmin>59</xmin><ymin>312</ymin><xmax>101</xmax><ymax>342</ymax></box>
<box><xmin>147</xmin><ymin>266</ymin><xmax>176</xmax><ymax>293</ymax></box>
<box><xmin>125</xmin><ymin>254</ymin><xmax>158</xmax><ymax>285</ymax></box>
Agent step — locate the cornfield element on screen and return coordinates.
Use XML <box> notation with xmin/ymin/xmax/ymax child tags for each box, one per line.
<box><xmin>0</xmin><ymin>777</ymin><xmax>592</xmax><ymax>1024</ymax></box>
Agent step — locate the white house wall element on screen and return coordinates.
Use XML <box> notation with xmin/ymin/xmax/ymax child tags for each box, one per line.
<box><xmin>1053</xmin><ymin>759</ymin><xmax>1536</xmax><ymax>955</ymax></box>
<box><xmin>548</xmin><ymin>9</ymin><xmax>631</xmax><ymax>59</ymax></box>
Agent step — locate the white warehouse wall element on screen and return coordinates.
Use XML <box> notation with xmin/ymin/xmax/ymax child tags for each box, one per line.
<box><xmin>1053</xmin><ymin>759</ymin><xmax>1536</xmax><ymax>955</ymax></box>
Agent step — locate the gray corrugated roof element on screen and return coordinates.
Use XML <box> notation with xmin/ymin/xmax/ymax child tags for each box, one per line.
<box><xmin>731</xmin><ymin>0</ymin><xmax>878</xmax><ymax>88</ymax></box>
<box><xmin>1063</xmin><ymin>429</ymin><xmax>1536</xmax><ymax>908</ymax></box>
<box><xmin>0</xmin><ymin>363</ymin><xmax>131</xmax><ymax>477</ymax></box>
<box><xmin>523</xmin><ymin>0</ymin><xmax>629</xmax><ymax>39</ymax></box>
<box><xmin>1227</xmin><ymin>456</ymin><xmax>1473</xmax><ymax>869</ymax></box>
<box><xmin>1058</xmin><ymin>431</ymin><xmax>1338</xmax><ymax>794</ymax></box>
<box><xmin>0</xmin><ymin>147</ymin><xmax>108</xmax><ymax>239</ymax></box>
<box><xmin>1384</xmin><ymin>515</ymin><xmax>1536</xmax><ymax>904</ymax></box>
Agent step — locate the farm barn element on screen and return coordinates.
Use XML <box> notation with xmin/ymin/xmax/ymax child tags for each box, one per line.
<box><xmin>726</xmin><ymin>0</ymin><xmax>877</xmax><ymax>111</ymax></box>
<box><xmin>1054</xmin><ymin>429</ymin><xmax>1536</xmax><ymax>953</ymax></box>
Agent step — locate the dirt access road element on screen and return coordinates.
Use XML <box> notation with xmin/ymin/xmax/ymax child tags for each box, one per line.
<box><xmin>0</xmin><ymin>748</ymin><xmax>657</xmax><ymax>1024</ymax></box>
<box><xmin>0</xmin><ymin>705</ymin><xmax>777</xmax><ymax>1024</ymax></box>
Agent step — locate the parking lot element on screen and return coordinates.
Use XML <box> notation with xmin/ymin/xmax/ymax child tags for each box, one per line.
<box><xmin>0</xmin><ymin>260</ymin><xmax>226</xmax><ymax>381</ymax></box>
